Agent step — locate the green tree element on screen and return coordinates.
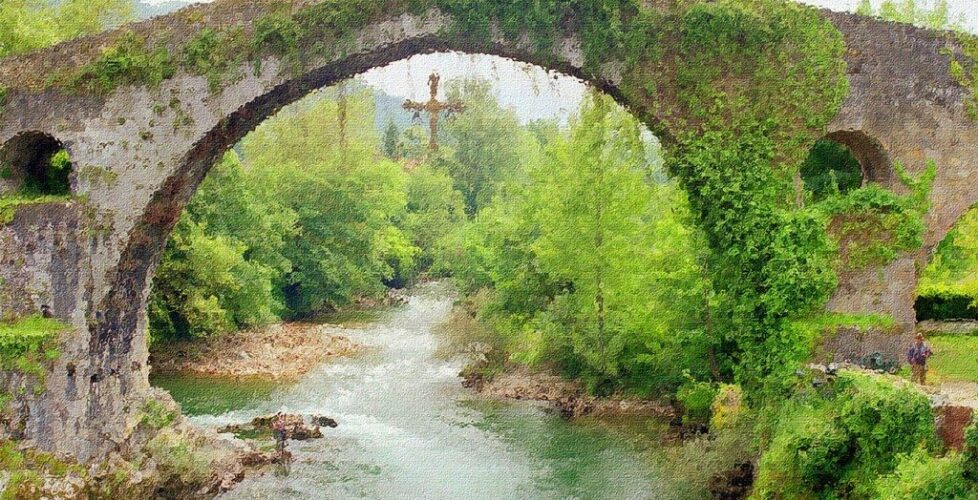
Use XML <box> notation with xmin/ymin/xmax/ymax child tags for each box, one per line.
<box><xmin>856</xmin><ymin>0</ymin><xmax>964</xmax><ymax>30</ymax></box>
<box><xmin>149</xmin><ymin>152</ymin><xmax>297</xmax><ymax>340</ymax></box>
<box><xmin>241</xmin><ymin>87</ymin><xmax>415</xmax><ymax>315</ymax></box>
<box><xmin>383</xmin><ymin>119</ymin><xmax>400</xmax><ymax>159</ymax></box>
<box><xmin>396</xmin><ymin>165</ymin><xmax>467</xmax><ymax>280</ymax></box>
<box><xmin>0</xmin><ymin>0</ymin><xmax>134</xmax><ymax>58</ymax></box>
<box><xmin>443</xmin><ymin>93</ymin><xmax>714</xmax><ymax>395</ymax></box>
<box><xmin>439</xmin><ymin>79</ymin><xmax>542</xmax><ymax>215</ymax></box>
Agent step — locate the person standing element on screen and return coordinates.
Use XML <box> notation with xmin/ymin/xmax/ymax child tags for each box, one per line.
<box><xmin>272</xmin><ymin>413</ymin><xmax>288</xmax><ymax>454</ymax></box>
<box><xmin>907</xmin><ymin>333</ymin><xmax>933</xmax><ymax>385</ymax></box>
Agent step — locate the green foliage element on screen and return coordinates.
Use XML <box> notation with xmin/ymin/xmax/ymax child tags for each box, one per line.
<box><xmin>917</xmin><ymin>288</ymin><xmax>978</xmax><ymax>321</ymax></box>
<box><xmin>144</xmin><ymin>429</ymin><xmax>215</xmax><ymax>485</ymax></box>
<box><xmin>442</xmin><ymin>93</ymin><xmax>715</xmax><ymax>396</ymax></box>
<box><xmin>676</xmin><ymin>379</ymin><xmax>718</xmax><ymax>427</ymax></box>
<box><xmin>0</xmin><ymin>148</ymin><xmax>74</xmax><ymax>224</ymax></box>
<box><xmin>0</xmin><ymin>315</ymin><xmax>66</xmax><ymax>379</ymax></box>
<box><xmin>950</xmin><ymin>35</ymin><xmax>978</xmax><ymax>121</ymax></box>
<box><xmin>791</xmin><ymin>312</ymin><xmax>898</xmax><ymax>334</ymax></box>
<box><xmin>19</xmin><ymin>149</ymin><xmax>72</xmax><ymax>197</ymax></box>
<box><xmin>0</xmin><ymin>194</ymin><xmax>71</xmax><ymax>225</ymax></box>
<box><xmin>0</xmin><ymin>0</ymin><xmax>134</xmax><ymax>59</ymax></box>
<box><xmin>874</xmin><ymin>450</ymin><xmax>974</xmax><ymax>499</ymax></box>
<box><xmin>801</xmin><ymin>139</ymin><xmax>863</xmax><ymax>203</ymax></box>
<box><xmin>139</xmin><ymin>400</ymin><xmax>177</xmax><ymax>430</ymax></box>
<box><xmin>150</xmin><ymin>152</ymin><xmax>296</xmax><ymax>340</ymax></box>
<box><xmin>183</xmin><ymin>28</ymin><xmax>245</xmax><ymax>92</ymax></box>
<box><xmin>437</xmin><ymin>79</ymin><xmax>541</xmax><ymax>215</ymax></box>
<box><xmin>857</xmin><ymin>0</ymin><xmax>965</xmax><ymax>30</ymax></box>
<box><xmin>395</xmin><ymin>164</ymin><xmax>466</xmax><ymax>282</ymax></box>
<box><xmin>0</xmin><ymin>439</ymin><xmax>88</xmax><ymax>499</ymax></box>
<box><xmin>754</xmin><ymin>371</ymin><xmax>940</xmax><ymax>499</ymax></box>
<box><xmin>241</xmin><ymin>87</ymin><xmax>413</xmax><ymax>315</ymax></box>
<box><xmin>925</xmin><ymin>336</ymin><xmax>978</xmax><ymax>383</ymax></box>
<box><xmin>919</xmin><ymin>205</ymin><xmax>978</xmax><ymax>319</ymax></box>
<box><xmin>817</xmin><ymin>161</ymin><xmax>935</xmax><ymax>270</ymax></box>
<box><xmin>150</xmin><ymin>85</ymin><xmax>459</xmax><ymax>337</ymax></box>
<box><xmin>57</xmin><ymin>31</ymin><xmax>175</xmax><ymax>95</ymax></box>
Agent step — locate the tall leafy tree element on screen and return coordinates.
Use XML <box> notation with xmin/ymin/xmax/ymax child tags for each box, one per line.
<box><xmin>149</xmin><ymin>152</ymin><xmax>297</xmax><ymax>340</ymax></box>
<box><xmin>438</xmin><ymin>79</ymin><xmax>542</xmax><ymax>215</ymax></box>
<box><xmin>241</xmin><ymin>87</ymin><xmax>415</xmax><ymax>315</ymax></box>
<box><xmin>444</xmin><ymin>93</ymin><xmax>714</xmax><ymax>395</ymax></box>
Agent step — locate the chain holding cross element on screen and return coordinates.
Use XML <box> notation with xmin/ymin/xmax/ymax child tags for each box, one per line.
<box><xmin>403</xmin><ymin>72</ymin><xmax>465</xmax><ymax>152</ymax></box>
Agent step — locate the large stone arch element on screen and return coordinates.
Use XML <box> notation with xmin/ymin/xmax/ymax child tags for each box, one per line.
<box><xmin>0</xmin><ymin>0</ymin><xmax>977</xmax><ymax>460</ymax></box>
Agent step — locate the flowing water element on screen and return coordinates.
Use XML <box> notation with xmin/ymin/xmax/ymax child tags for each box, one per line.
<box><xmin>153</xmin><ymin>284</ymin><xmax>676</xmax><ymax>499</ymax></box>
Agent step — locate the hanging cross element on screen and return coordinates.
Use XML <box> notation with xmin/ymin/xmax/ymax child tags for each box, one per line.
<box><xmin>403</xmin><ymin>72</ymin><xmax>465</xmax><ymax>151</ymax></box>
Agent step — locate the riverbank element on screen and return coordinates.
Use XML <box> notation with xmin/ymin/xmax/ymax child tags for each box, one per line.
<box><xmin>462</xmin><ymin>365</ymin><xmax>675</xmax><ymax>419</ymax></box>
<box><xmin>150</xmin><ymin>322</ymin><xmax>362</xmax><ymax>380</ymax></box>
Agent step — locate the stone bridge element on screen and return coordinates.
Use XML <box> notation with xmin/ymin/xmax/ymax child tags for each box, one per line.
<box><xmin>0</xmin><ymin>0</ymin><xmax>976</xmax><ymax>461</ymax></box>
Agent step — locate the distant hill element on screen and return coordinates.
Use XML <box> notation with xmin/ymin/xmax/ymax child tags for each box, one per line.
<box><xmin>136</xmin><ymin>1</ymin><xmax>195</xmax><ymax>19</ymax></box>
<box><xmin>373</xmin><ymin>90</ymin><xmax>417</xmax><ymax>136</ymax></box>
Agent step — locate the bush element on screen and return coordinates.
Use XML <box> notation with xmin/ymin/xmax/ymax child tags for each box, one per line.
<box><xmin>754</xmin><ymin>403</ymin><xmax>852</xmax><ymax>498</ymax></box>
<box><xmin>754</xmin><ymin>371</ymin><xmax>940</xmax><ymax>498</ymax></box>
<box><xmin>836</xmin><ymin>372</ymin><xmax>940</xmax><ymax>493</ymax></box>
<box><xmin>874</xmin><ymin>450</ymin><xmax>974</xmax><ymax>499</ymax></box>
<box><xmin>677</xmin><ymin>379</ymin><xmax>718</xmax><ymax>428</ymax></box>
<box><xmin>710</xmin><ymin>384</ymin><xmax>745</xmax><ymax>431</ymax></box>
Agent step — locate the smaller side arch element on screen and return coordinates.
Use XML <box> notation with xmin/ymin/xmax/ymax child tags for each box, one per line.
<box><xmin>823</xmin><ymin>130</ymin><xmax>894</xmax><ymax>187</ymax></box>
<box><xmin>0</xmin><ymin>131</ymin><xmax>75</xmax><ymax>196</ymax></box>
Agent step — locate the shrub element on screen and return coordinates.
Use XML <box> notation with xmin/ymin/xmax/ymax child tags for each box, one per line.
<box><xmin>835</xmin><ymin>372</ymin><xmax>939</xmax><ymax>493</ymax></box>
<box><xmin>874</xmin><ymin>450</ymin><xmax>974</xmax><ymax>499</ymax></box>
<box><xmin>677</xmin><ymin>379</ymin><xmax>718</xmax><ymax>428</ymax></box>
<box><xmin>710</xmin><ymin>384</ymin><xmax>745</xmax><ymax>431</ymax></box>
<box><xmin>754</xmin><ymin>371</ymin><xmax>939</xmax><ymax>498</ymax></box>
<box><xmin>916</xmin><ymin>287</ymin><xmax>978</xmax><ymax>321</ymax></box>
<box><xmin>754</xmin><ymin>402</ymin><xmax>852</xmax><ymax>498</ymax></box>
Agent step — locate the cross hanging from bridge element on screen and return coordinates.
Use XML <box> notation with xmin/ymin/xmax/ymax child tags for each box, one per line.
<box><xmin>403</xmin><ymin>72</ymin><xmax>465</xmax><ymax>152</ymax></box>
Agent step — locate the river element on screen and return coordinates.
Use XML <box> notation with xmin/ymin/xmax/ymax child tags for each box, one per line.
<box><xmin>152</xmin><ymin>284</ymin><xmax>678</xmax><ymax>499</ymax></box>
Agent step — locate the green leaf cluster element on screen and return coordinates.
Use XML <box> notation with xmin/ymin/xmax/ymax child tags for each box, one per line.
<box><xmin>919</xmin><ymin>203</ymin><xmax>978</xmax><ymax>320</ymax></box>
<box><xmin>55</xmin><ymin>31</ymin><xmax>175</xmax><ymax>95</ymax></box>
<box><xmin>875</xmin><ymin>449</ymin><xmax>973</xmax><ymax>500</ymax></box>
<box><xmin>754</xmin><ymin>371</ymin><xmax>941</xmax><ymax>499</ymax></box>
<box><xmin>441</xmin><ymin>93</ymin><xmax>716</xmax><ymax>396</ymax></box>
<box><xmin>151</xmin><ymin>84</ymin><xmax>462</xmax><ymax>338</ymax></box>
<box><xmin>816</xmin><ymin>161</ymin><xmax>935</xmax><ymax>270</ymax></box>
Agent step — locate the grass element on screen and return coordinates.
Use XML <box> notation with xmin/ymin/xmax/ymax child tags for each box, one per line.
<box><xmin>0</xmin><ymin>195</ymin><xmax>71</xmax><ymax>225</ymax></box>
<box><xmin>0</xmin><ymin>315</ymin><xmax>67</xmax><ymax>378</ymax></box>
<box><xmin>800</xmin><ymin>312</ymin><xmax>898</xmax><ymax>331</ymax></box>
<box><xmin>926</xmin><ymin>335</ymin><xmax>978</xmax><ymax>383</ymax></box>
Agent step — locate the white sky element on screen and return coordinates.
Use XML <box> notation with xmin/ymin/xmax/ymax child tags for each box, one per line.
<box><xmin>141</xmin><ymin>0</ymin><xmax>978</xmax><ymax>122</ymax></box>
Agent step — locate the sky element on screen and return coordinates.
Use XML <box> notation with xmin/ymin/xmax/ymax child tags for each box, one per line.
<box><xmin>140</xmin><ymin>0</ymin><xmax>978</xmax><ymax>123</ymax></box>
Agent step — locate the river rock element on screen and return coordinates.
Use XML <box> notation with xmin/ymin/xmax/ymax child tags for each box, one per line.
<box><xmin>312</xmin><ymin>415</ymin><xmax>339</xmax><ymax>428</ymax></box>
<box><xmin>219</xmin><ymin>414</ymin><xmax>325</xmax><ymax>440</ymax></box>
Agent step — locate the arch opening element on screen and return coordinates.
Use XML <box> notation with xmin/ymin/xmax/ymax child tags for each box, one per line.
<box><xmin>800</xmin><ymin>130</ymin><xmax>892</xmax><ymax>202</ymax></box>
<box><xmin>916</xmin><ymin>204</ymin><xmax>978</xmax><ymax>323</ymax></box>
<box><xmin>142</xmin><ymin>53</ymin><xmax>698</xmax><ymax>402</ymax></box>
<box><xmin>0</xmin><ymin>132</ymin><xmax>73</xmax><ymax>198</ymax></box>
